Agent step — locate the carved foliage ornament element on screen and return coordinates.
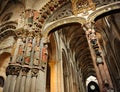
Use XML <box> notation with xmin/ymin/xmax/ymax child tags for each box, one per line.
<box><xmin>71</xmin><ymin>0</ymin><xmax>95</xmax><ymax>14</ymax></box>
<box><xmin>21</xmin><ymin>66</ymin><xmax>30</xmax><ymax>76</ymax></box>
<box><xmin>31</xmin><ymin>68</ymin><xmax>39</xmax><ymax>77</ymax></box>
<box><xmin>6</xmin><ymin>64</ymin><xmax>21</xmax><ymax>76</ymax></box>
<box><xmin>16</xmin><ymin>28</ymin><xmax>42</xmax><ymax>38</ymax></box>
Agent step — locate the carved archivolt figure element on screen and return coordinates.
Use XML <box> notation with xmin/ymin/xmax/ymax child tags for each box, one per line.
<box><xmin>42</xmin><ymin>44</ymin><xmax>48</xmax><ymax>63</ymax></box>
<box><xmin>16</xmin><ymin>44</ymin><xmax>24</xmax><ymax>64</ymax></box>
<box><xmin>87</xmin><ymin>29</ymin><xmax>97</xmax><ymax>46</ymax></box>
<box><xmin>16</xmin><ymin>38</ymin><xmax>25</xmax><ymax>64</ymax></box>
<box><xmin>33</xmin><ymin>38</ymin><xmax>40</xmax><ymax>66</ymax></box>
<box><xmin>41</xmin><ymin>44</ymin><xmax>48</xmax><ymax>69</ymax></box>
<box><xmin>24</xmin><ymin>37</ymin><xmax>33</xmax><ymax>65</ymax></box>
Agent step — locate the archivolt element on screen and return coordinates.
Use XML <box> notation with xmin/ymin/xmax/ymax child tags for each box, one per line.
<box><xmin>42</xmin><ymin>16</ymin><xmax>86</xmax><ymax>38</ymax></box>
<box><xmin>88</xmin><ymin>1</ymin><xmax>120</xmax><ymax>22</ymax></box>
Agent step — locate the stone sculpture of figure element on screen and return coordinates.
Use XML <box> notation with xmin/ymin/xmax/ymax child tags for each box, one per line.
<box><xmin>42</xmin><ymin>44</ymin><xmax>48</xmax><ymax>62</ymax></box>
<box><xmin>29</xmin><ymin>12</ymin><xmax>33</xmax><ymax>24</ymax></box>
<box><xmin>87</xmin><ymin>29</ymin><xmax>98</xmax><ymax>48</ymax></box>
<box><xmin>16</xmin><ymin>38</ymin><xmax>25</xmax><ymax>64</ymax></box>
<box><xmin>22</xmin><ymin>37</ymin><xmax>26</xmax><ymax>44</ymax></box>
<box><xmin>24</xmin><ymin>37</ymin><xmax>33</xmax><ymax>65</ymax></box>
<box><xmin>96</xmin><ymin>55</ymin><xmax>103</xmax><ymax>65</ymax></box>
<box><xmin>25</xmin><ymin>9</ymin><xmax>34</xmax><ymax>26</ymax></box>
<box><xmin>87</xmin><ymin>29</ymin><xmax>96</xmax><ymax>40</ymax></box>
<box><xmin>33</xmin><ymin>38</ymin><xmax>40</xmax><ymax>66</ymax></box>
<box><xmin>33</xmin><ymin>10</ymin><xmax>39</xmax><ymax>21</ymax></box>
<box><xmin>16</xmin><ymin>44</ymin><xmax>24</xmax><ymax>64</ymax></box>
<box><xmin>18</xmin><ymin>12</ymin><xmax>25</xmax><ymax>28</ymax></box>
<box><xmin>41</xmin><ymin>44</ymin><xmax>48</xmax><ymax>70</ymax></box>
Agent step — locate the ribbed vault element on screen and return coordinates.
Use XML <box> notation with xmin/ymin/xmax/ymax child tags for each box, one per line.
<box><xmin>54</xmin><ymin>23</ymin><xmax>96</xmax><ymax>83</ymax></box>
<box><xmin>68</xmin><ymin>24</ymin><xmax>95</xmax><ymax>81</ymax></box>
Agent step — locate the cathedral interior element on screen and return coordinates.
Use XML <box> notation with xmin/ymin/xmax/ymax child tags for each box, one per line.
<box><xmin>0</xmin><ymin>0</ymin><xmax>120</xmax><ymax>92</ymax></box>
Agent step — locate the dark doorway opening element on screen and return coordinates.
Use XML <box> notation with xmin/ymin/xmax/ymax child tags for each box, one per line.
<box><xmin>88</xmin><ymin>81</ymin><xmax>100</xmax><ymax>92</ymax></box>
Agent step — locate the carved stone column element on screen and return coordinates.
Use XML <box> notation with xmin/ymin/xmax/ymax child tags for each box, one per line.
<box><xmin>9</xmin><ymin>75</ymin><xmax>17</xmax><ymax>92</ymax></box>
<box><xmin>3</xmin><ymin>75</ymin><xmax>12</xmax><ymax>92</ymax></box>
<box><xmin>31</xmin><ymin>68</ymin><xmax>39</xmax><ymax>92</ymax></box>
<box><xmin>83</xmin><ymin>22</ymin><xmax>113</xmax><ymax>91</ymax></box>
<box><xmin>20</xmin><ymin>66</ymin><xmax>30</xmax><ymax>92</ymax></box>
<box><xmin>41</xmin><ymin>40</ymin><xmax>48</xmax><ymax>71</ymax></box>
<box><xmin>11</xmin><ymin>38</ymin><xmax>22</xmax><ymax>63</ymax></box>
<box><xmin>24</xmin><ymin>70</ymin><xmax>32</xmax><ymax>92</ymax></box>
<box><xmin>3</xmin><ymin>9</ymin><xmax>43</xmax><ymax>92</ymax></box>
<box><xmin>14</xmin><ymin>71</ymin><xmax>22</xmax><ymax>92</ymax></box>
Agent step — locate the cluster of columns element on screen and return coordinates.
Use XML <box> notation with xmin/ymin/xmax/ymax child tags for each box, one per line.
<box><xmin>84</xmin><ymin>22</ymin><xmax>114</xmax><ymax>92</ymax></box>
<box><xmin>3</xmin><ymin>34</ymin><xmax>48</xmax><ymax>92</ymax></box>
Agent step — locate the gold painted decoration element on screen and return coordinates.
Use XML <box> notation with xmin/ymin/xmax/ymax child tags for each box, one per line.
<box><xmin>71</xmin><ymin>0</ymin><xmax>95</xmax><ymax>15</ymax></box>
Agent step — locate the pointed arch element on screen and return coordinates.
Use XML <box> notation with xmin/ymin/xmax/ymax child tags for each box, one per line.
<box><xmin>42</xmin><ymin>17</ymin><xmax>86</xmax><ymax>38</ymax></box>
<box><xmin>88</xmin><ymin>1</ymin><xmax>120</xmax><ymax>22</ymax></box>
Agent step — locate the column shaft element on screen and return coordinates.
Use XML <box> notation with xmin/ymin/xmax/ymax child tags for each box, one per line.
<box><xmin>31</xmin><ymin>77</ymin><xmax>36</xmax><ymax>92</ymax></box>
<box><xmin>9</xmin><ymin>75</ymin><xmax>17</xmax><ymax>92</ymax></box>
<box><xmin>20</xmin><ymin>76</ymin><xmax>26</xmax><ymax>92</ymax></box>
<box><xmin>25</xmin><ymin>73</ymin><xmax>31</xmax><ymax>92</ymax></box>
<box><xmin>3</xmin><ymin>75</ymin><xmax>12</xmax><ymax>92</ymax></box>
<box><xmin>85</xmin><ymin>25</ymin><xmax>113</xmax><ymax>91</ymax></box>
<box><xmin>36</xmin><ymin>70</ymin><xmax>46</xmax><ymax>92</ymax></box>
<box><xmin>15</xmin><ymin>75</ymin><xmax>22</xmax><ymax>92</ymax></box>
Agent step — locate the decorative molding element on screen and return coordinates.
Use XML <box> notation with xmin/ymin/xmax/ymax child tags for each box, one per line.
<box><xmin>71</xmin><ymin>0</ymin><xmax>95</xmax><ymax>15</ymax></box>
<box><xmin>0</xmin><ymin>21</ymin><xmax>17</xmax><ymax>42</ymax></box>
<box><xmin>21</xmin><ymin>66</ymin><xmax>30</xmax><ymax>76</ymax></box>
<box><xmin>84</xmin><ymin>23</ymin><xmax>104</xmax><ymax>65</ymax></box>
<box><xmin>88</xmin><ymin>1</ymin><xmax>120</xmax><ymax>22</ymax></box>
<box><xmin>6</xmin><ymin>64</ymin><xmax>21</xmax><ymax>76</ymax></box>
<box><xmin>31</xmin><ymin>68</ymin><xmax>39</xmax><ymax>77</ymax></box>
<box><xmin>16</xmin><ymin>28</ymin><xmax>42</xmax><ymax>38</ymax></box>
<box><xmin>46</xmin><ymin>2</ymin><xmax>73</xmax><ymax>23</ymax></box>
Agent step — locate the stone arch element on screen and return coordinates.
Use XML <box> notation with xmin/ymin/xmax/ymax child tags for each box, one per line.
<box><xmin>42</xmin><ymin>17</ymin><xmax>86</xmax><ymax>38</ymax></box>
<box><xmin>0</xmin><ymin>21</ymin><xmax>17</xmax><ymax>43</ymax></box>
<box><xmin>88</xmin><ymin>1</ymin><xmax>120</xmax><ymax>22</ymax></box>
